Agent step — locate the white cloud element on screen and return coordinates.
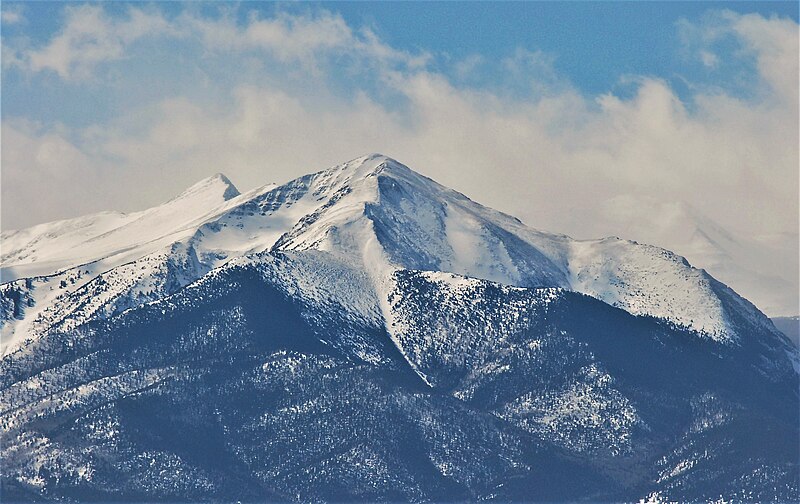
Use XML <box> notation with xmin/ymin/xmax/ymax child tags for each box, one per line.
<box><xmin>452</xmin><ymin>54</ymin><xmax>484</xmax><ymax>79</ymax></box>
<box><xmin>11</xmin><ymin>5</ymin><xmax>428</xmax><ymax>80</ymax></box>
<box><xmin>724</xmin><ymin>10</ymin><xmax>799</xmax><ymax>107</ymax></box>
<box><xmin>19</xmin><ymin>4</ymin><xmax>173</xmax><ymax>79</ymax></box>
<box><xmin>1</xmin><ymin>5</ymin><xmax>23</xmax><ymax>25</ymax></box>
<box><xmin>679</xmin><ymin>10</ymin><xmax>798</xmax><ymax>107</ymax></box>
<box><xmin>4</xmin><ymin>7</ymin><xmax>795</xmax><ymax>234</ymax></box>
<box><xmin>180</xmin><ymin>8</ymin><xmax>429</xmax><ymax>75</ymax></box>
<box><xmin>699</xmin><ymin>50</ymin><xmax>719</xmax><ymax>68</ymax></box>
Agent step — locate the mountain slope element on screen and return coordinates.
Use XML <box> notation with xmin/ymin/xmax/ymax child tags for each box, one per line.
<box><xmin>1</xmin><ymin>173</ymin><xmax>240</xmax><ymax>281</ymax></box>
<box><xmin>1</xmin><ymin>250</ymin><xmax>796</xmax><ymax>502</ymax></box>
<box><xmin>583</xmin><ymin>195</ymin><xmax>799</xmax><ymax>318</ymax></box>
<box><xmin>773</xmin><ymin>316</ymin><xmax>800</xmax><ymax>347</ymax></box>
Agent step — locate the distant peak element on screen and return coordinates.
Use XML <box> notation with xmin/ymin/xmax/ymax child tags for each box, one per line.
<box><xmin>171</xmin><ymin>172</ymin><xmax>241</xmax><ymax>204</ymax></box>
<box><xmin>210</xmin><ymin>172</ymin><xmax>234</xmax><ymax>185</ymax></box>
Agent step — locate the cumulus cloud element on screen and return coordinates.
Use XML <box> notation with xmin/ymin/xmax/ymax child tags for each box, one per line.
<box><xmin>2</xmin><ymin>5</ymin><xmax>797</xmax><ymax>313</ymax></box>
<box><xmin>727</xmin><ymin>10</ymin><xmax>799</xmax><ymax>107</ymax></box>
<box><xmin>678</xmin><ymin>10</ymin><xmax>798</xmax><ymax>106</ymax></box>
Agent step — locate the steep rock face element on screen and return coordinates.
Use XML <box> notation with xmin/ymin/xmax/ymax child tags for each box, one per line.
<box><xmin>1</xmin><ymin>154</ymin><xmax>797</xmax><ymax>502</ymax></box>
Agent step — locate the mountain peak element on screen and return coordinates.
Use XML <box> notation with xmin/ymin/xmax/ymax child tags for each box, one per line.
<box><xmin>325</xmin><ymin>154</ymin><xmax>431</xmax><ymax>196</ymax></box>
<box><xmin>172</xmin><ymin>172</ymin><xmax>241</xmax><ymax>204</ymax></box>
<box><xmin>357</xmin><ymin>152</ymin><xmax>395</xmax><ymax>163</ymax></box>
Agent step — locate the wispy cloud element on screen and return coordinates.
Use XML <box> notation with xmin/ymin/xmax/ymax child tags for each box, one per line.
<box><xmin>7</xmin><ymin>5</ymin><xmax>173</xmax><ymax>79</ymax></box>
<box><xmin>678</xmin><ymin>10</ymin><xmax>798</xmax><ymax>105</ymax></box>
<box><xmin>699</xmin><ymin>50</ymin><xmax>719</xmax><ymax>68</ymax></box>
<box><xmin>7</xmin><ymin>5</ymin><xmax>429</xmax><ymax>81</ymax></box>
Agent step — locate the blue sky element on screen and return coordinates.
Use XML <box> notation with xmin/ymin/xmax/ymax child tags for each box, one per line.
<box><xmin>3</xmin><ymin>1</ymin><xmax>797</xmax><ymax>128</ymax></box>
<box><xmin>333</xmin><ymin>1</ymin><xmax>798</xmax><ymax>94</ymax></box>
<box><xmin>1</xmin><ymin>1</ymin><xmax>797</xmax><ymax>244</ymax></box>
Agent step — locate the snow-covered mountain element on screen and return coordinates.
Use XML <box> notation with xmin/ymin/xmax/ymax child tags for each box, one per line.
<box><xmin>577</xmin><ymin>195</ymin><xmax>799</xmax><ymax>318</ymax></box>
<box><xmin>0</xmin><ymin>154</ymin><xmax>780</xmax><ymax>353</ymax></box>
<box><xmin>1</xmin><ymin>154</ymin><xmax>797</xmax><ymax>502</ymax></box>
